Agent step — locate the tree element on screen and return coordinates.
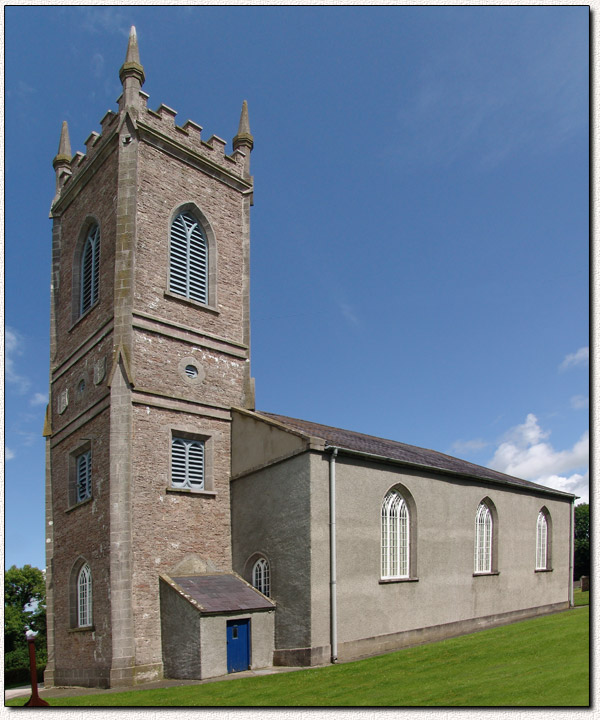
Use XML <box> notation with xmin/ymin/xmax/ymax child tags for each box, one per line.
<box><xmin>4</xmin><ymin>565</ymin><xmax>47</xmax><ymax>671</ymax></box>
<box><xmin>573</xmin><ymin>503</ymin><xmax>590</xmax><ymax>581</ymax></box>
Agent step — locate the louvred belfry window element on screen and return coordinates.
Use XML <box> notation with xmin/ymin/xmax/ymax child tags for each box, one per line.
<box><xmin>76</xmin><ymin>450</ymin><xmax>92</xmax><ymax>503</ymax></box>
<box><xmin>169</xmin><ymin>212</ymin><xmax>208</xmax><ymax>304</ymax></box>
<box><xmin>171</xmin><ymin>437</ymin><xmax>205</xmax><ymax>490</ymax></box>
<box><xmin>80</xmin><ymin>225</ymin><xmax>100</xmax><ymax>315</ymax></box>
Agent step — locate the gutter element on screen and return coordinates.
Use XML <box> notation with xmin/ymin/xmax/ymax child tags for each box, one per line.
<box><xmin>328</xmin><ymin>447</ymin><xmax>339</xmax><ymax>663</ymax></box>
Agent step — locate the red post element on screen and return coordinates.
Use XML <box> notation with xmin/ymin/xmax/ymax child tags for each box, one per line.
<box><xmin>24</xmin><ymin>633</ymin><xmax>49</xmax><ymax>707</ymax></box>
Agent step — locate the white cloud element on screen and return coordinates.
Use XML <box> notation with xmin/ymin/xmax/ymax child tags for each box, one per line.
<box><xmin>571</xmin><ymin>395</ymin><xmax>589</xmax><ymax>410</ymax></box>
<box><xmin>560</xmin><ymin>346</ymin><xmax>589</xmax><ymax>371</ymax></box>
<box><xmin>5</xmin><ymin>448</ymin><xmax>15</xmax><ymax>461</ymax></box>
<box><xmin>91</xmin><ymin>53</ymin><xmax>105</xmax><ymax>79</ymax></box>
<box><xmin>488</xmin><ymin>414</ymin><xmax>589</xmax><ymax>500</ymax></box>
<box><xmin>30</xmin><ymin>392</ymin><xmax>48</xmax><ymax>407</ymax></box>
<box><xmin>16</xmin><ymin>431</ymin><xmax>41</xmax><ymax>448</ymax></box>
<box><xmin>502</xmin><ymin>413</ymin><xmax>550</xmax><ymax>446</ymax></box>
<box><xmin>396</xmin><ymin>17</ymin><xmax>586</xmax><ymax>170</ymax></box>
<box><xmin>452</xmin><ymin>438</ymin><xmax>489</xmax><ymax>454</ymax></box>
<box><xmin>5</xmin><ymin>327</ymin><xmax>30</xmax><ymax>393</ymax></box>
<box><xmin>81</xmin><ymin>7</ymin><xmax>129</xmax><ymax>36</ymax></box>
<box><xmin>540</xmin><ymin>472</ymin><xmax>589</xmax><ymax>504</ymax></box>
<box><xmin>338</xmin><ymin>301</ymin><xmax>360</xmax><ymax>328</ymax></box>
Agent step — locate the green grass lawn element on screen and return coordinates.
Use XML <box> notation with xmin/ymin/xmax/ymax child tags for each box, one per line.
<box><xmin>573</xmin><ymin>587</ymin><xmax>589</xmax><ymax>606</ymax></box>
<box><xmin>7</xmin><ymin>606</ymin><xmax>588</xmax><ymax>707</ymax></box>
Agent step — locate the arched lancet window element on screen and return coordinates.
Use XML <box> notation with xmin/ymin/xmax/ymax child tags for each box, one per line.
<box><xmin>77</xmin><ymin>563</ymin><xmax>93</xmax><ymax>627</ymax></box>
<box><xmin>381</xmin><ymin>490</ymin><xmax>409</xmax><ymax>579</ymax></box>
<box><xmin>536</xmin><ymin>510</ymin><xmax>549</xmax><ymax>570</ymax></box>
<box><xmin>80</xmin><ymin>225</ymin><xmax>100</xmax><ymax>315</ymax></box>
<box><xmin>475</xmin><ymin>502</ymin><xmax>493</xmax><ymax>573</ymax></box>
<box><xmin>169</xmin><ymin>211</ymin><xmax>208</xmax><ymax>304</ymax></box>
<box><xmin>252</xmin><ymin>557</ymin><xmax>270</xmax><ymax>597</ymax></box>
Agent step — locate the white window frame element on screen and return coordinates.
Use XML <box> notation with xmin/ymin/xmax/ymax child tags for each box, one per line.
<box><xmin>169</xmin><ymin>211</ymin><xmax>208</xmax><ymax>304</ymax></box>
<box><xmin>381</xmin><ymin>490</ymin><xmax>409</xmax><ymax>579</ymax></box>
<box><xmin>171</xmin><ymin>436</ymin><xmax>205</xmax><ymax>490</ymax></box>
<box><xmin>252</xmin><ymin>557</ymin><xmax>270</xmax><ymax>597</ymax></box>
<box><xmin>76</xmin><ymin>450</ymin><xmax>92</xmax><ymax>503</ymax></box>
<box><xmin>536</xmin><ymin>511</ymin><xmax>548</xmax><ymax>570</ymax></box>
<box><xmin>77</xmin><ymin>563</ymin><xmax>92</xmax><ymax>627</ymax></box>
<box><xmin>474</xmin><ymin>502</ymin><xmax>493</xmax><ymax>573</ymax></box>
<box><xmin>80</xmin><ymin>224</ymin><xmax>100</xmax><ymax>315</ymax></box>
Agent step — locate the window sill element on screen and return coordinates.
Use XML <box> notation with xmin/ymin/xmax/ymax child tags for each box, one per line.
<box><xmin>68</xmin><ymin>301</ymin><xmax>100</xmax><ymax>332</ymax></box>
<box><xmin>68</xmin><ymin>625</ymin><xmax>95</xmax><ymax>633</ymax></box>
<box><xmin>473</xmin><ymin>571</ymin><xmax>500</xmax><ymax>577</ymax></box>
<box><xmin>164</xmin><ymin>291</ymin><xmax>219</xmax><ymax>315</ymax></box>
<box><xmin>166</xmin><ymin>487</ymin><xmax>216</xmax><ymax>498</ymax></box>
<box><xmin>379</xmin><ymin>577</ymin><xmax>419</xmax><ymax>584</ymax></box>
<box><xmin>534</xmin><ymin>568</ymin><xmax>553</xmax><ymax>573</ymax></box>
<box><xmin>65</xmin><ymin>497</ymin><xmax>93</xmax><ymax>513</ymax></box>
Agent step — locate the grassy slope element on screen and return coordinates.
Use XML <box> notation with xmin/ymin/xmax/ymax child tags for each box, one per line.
<box><xmin>573</xmin><ymin>588</ymin><xmax>589</xmax><ymax>606</ymax></box>
<box><xmin>7</xmin><ymin>606</ymin><xmax>589</xmax><ymax>707</ymax></box>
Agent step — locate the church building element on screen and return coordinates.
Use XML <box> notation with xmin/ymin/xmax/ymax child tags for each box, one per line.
<box><xmin>44</xmin><ymin>28</ymin><xmax>576</xmax><ymax>688</ymax></box>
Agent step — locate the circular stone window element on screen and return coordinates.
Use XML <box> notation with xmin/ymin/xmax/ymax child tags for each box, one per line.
<box><xmin>179</xmin><ymin>357</ymin><xmax>205</xmax><ymax>384</ymax></box>
<box><xmin>185</xmin><ymin>364</ymin><xmax>198</xmax><ymax>379</ymax></box>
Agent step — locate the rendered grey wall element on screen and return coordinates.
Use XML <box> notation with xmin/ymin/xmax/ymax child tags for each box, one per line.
<box><xmin>231</xmin><ymin>410</ymin><xmax>309</xmax><ymax>479</ymax></box>
<box><xmin>231</xmin><ymin>452</ymin><xmax>312</xmax><ymax>651</ymax></box>
<box><xmin>310</xmin><ymin>453</ymin><xmax>572</xmax><ymax>653</ymax></box>
<box><xmin>159</xmin><ymin>580</ymin><xmax>201</xmax><ymax>679</ymax></box>
<box><xmin>200</xmin><ymin>612</ymin><xmax>275</xmax><ymax>679</ymax></box>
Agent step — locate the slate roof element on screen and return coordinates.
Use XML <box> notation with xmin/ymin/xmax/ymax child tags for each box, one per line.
<box><xmin>169</xmin><ymin>574</ymin><xmax>275</xmax><ymax>614</ymax></box>
<box><xmin>257</xmin><ymin>411</ymin><xmax>574</xmax><ymax>499</ymax></box>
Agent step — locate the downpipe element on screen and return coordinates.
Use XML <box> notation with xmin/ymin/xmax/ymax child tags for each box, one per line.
<box><xmin>329</xmin><ymin>447</ymin><xmax>339</xmax><ymax>663</ymax></box>
<box><xmin>569</xmin><ymin>499</ymin><xmax>575</xmax><ymax>607</ymax></box>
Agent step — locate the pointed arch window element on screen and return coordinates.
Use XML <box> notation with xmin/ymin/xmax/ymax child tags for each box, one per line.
<box><xmin>381</xmin><ymin>490</ymin><xmax>409</xmax><ymax>579</ymax></box>
<box><xmin>475</xmin><ymin>502</ymin><xmax>493</xmax><ymax>574</ymax></box>
<box><xmin>536</xmin><ymin>510</ymin><xmax>549</xmax><ymax>570</ymax></box>
<box><xmin>169</xmin><ymin>211</ymin><xmax>208</xmax><ymax>304</ymax></box>
<box><xmin>80</xmin><ymin>225</ymin><xmax>100</xmax><ymax>315</ymax></box>
<box><xmin>77</xmin><ymin>563</ymin><xmax>93</xmax><ymax>627</ymax></box>
<box><xmin>252</xmin><ymin>557</ymin><xmax>270</xmax><ymax>597</ymax></box>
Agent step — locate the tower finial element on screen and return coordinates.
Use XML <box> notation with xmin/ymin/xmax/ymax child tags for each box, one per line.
<box><xmin>119</xmin><ymin>25</ymin><xmax>145</xmax><ymax>89</ymax></box>
<box><xmin>51</xmin><ymin>121</ymin><xmax>72</xmax><ymax>207</ymax></box>
<box><xmin>125</xmin><ymin>26</ymin><xmax>141</xmax><ymax>65</ymax></box>
<box><xmin>53</xmin><ymin>121</ymin><xmax>72</xmax><ymax>169</ymax></box>
<box><xmin>233</xmin><ymin>100</ymin><xmax>254</xmax><ymax>151</ymax></box>
<box><xmin>233</xmin><ymin>100</ymin><xmax>254</xmax><ymax>178</ymax></box>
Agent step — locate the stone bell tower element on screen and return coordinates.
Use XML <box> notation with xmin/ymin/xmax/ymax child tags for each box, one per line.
<box><xmin>44</xmin><ymin>26</ymin><xmax>255</xmax><ymax>687</ymax></box>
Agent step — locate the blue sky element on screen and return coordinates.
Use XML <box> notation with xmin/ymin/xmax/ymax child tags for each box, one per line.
<box><xmin>5</xmin><ymin>6</ymin><xmax>589</xmax><ymax>571</ymax></box>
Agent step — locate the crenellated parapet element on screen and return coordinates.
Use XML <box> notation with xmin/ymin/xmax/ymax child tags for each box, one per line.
<box><xmin>52</xmin><ymin>26</ymin><xmax>252</xmax><ymax>213</ymax></box>
<box><xmin>138</xmin><ymin>95</ymin><xmax>249</xmax><ymax>177</ymax></box>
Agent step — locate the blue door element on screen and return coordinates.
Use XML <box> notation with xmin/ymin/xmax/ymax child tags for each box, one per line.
<box><xmin>226</xmin><ymin>619</ymin><xmax>250</xmax><ymax>673</ymax></box>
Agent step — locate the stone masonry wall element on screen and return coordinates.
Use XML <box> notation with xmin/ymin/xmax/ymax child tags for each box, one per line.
<box><xmin>132</xmin><ymin>328</ymin><xmax>247</xmax><ymax>408</ymax></box>
<box><xmin>52</xmin><ymin>145</ymin><xmax>118</xmax><ymax>366</ymax></box>
<box><xmin>134</xmin><ymin>141</ymin><xmax>248</xmax><ymax>344</ymax></box>
<box><xmin>51</xmin><ymin>333</ymin><xmax>113</xmax><ymax>438</ymax></box>
<box><xmin>130</xmin><ymin>404</ymin><xmax>234</xmax><ymax>669</ymax></box>
<box><xmin>50</xmin><ymin>408</ymin><xmax>112</xmax><ymax>686</ymax></box>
